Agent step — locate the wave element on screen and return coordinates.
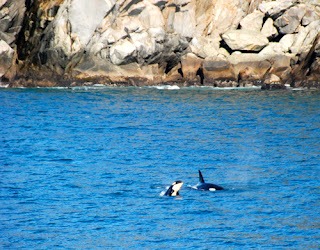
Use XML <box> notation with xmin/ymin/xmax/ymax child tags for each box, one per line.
<box><xmin>151</xmin><ymin>85</ymin><xmax>180</xmax><ymax>90</ymax></box>
<box><xmin>2</xmin><ymin>83</ymin><xmax>317</xmax><ymax>91</ymax></box>
<box><xmin>148</xmin><ymin>85</ymin><xmax>263</xmax><ymax>90</ymax></box>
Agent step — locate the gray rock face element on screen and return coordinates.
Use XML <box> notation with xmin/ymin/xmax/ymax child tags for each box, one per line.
<box><xmin>68</xmin><ymin>0</ymin><xmax>114</xmax><ymax>47</ymax></box>
<box><xmin>259</xmin><ymin>0</ymin><xmax>294</xmax><ymax>18</ymax></box>
<box><xmin>0</xmin><ymin>0</ymin><xmax>25</xmax><ymax>80</ymax></box>
<box><xmin>302</xmin><ymin>7</ymin><xmax>320</xmax><ymax>26</ymax></box>
<box><xmin>0</xmin><ymin>0</ymin><xmax>25</xmax><ymax>45</ymax></box>
<box><xmin>109</xmin><ymin>39</ymin><xmax>137</xmax><ymax>65</ymax></box>
<box><xmin>51</xmin><ymin>0</ymin><xmax>115</xmax><ymax>56</ymax></box>
<box><xmin>275</xmin><ymin>5</ymin><xmax>306</xmax><ymax>34</ymax></box>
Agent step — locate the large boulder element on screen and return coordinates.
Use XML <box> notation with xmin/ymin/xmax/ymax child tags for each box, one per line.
<box><xmin>261</xmin><ymin>18</ymin><xmax>278</xmax><ymax>39</ymax></box>
<box><xmin>190</xmin><ymin>35</ymin><xmax>220</xmax><ymax>59</ymax></box>
<box><xmin>267</xmin><ymin>55</ymin><xmax>293</xmax><ymax>81</ymax></box>
<box><xmin>109</xmin><ymin>39</ymin><xmax>137</xmax><ymax>65</ymax></box>
<box><xmin>274</xmin><ymin>4</ymin><xmax>307</xmax><ymax>34</ymax></box>
<box><xmin>222</xmin><ymin>29</ymin><xmax>269</xmax><ymax>51</ymax></box>
<box><xmin>279</xmin><ymin>34</ymin><xmax>295</xmax><ymax>52</ymax></box>
<box><xmin>264</xmin><ymin>74</ymin><xmax>281</xmax><ymax>84</ymax></box>
<box><xmin>180</xmin><ymin>53</ymin><xmax>203</xmax><ymax>83</ymax></box>
<box><xmin>73</xmin><ymin>56</ymin><xmax>154</xmax><ymax>85</ymax></box>
<box><xmin>290</xmin><ymin>20</ymin><xmax>320</xmax><ymax>55</ymax></box>
<box><xmin>302</xmin><ymin>6</ymin><xmax>320</xmax><ymax>26</ymax></box>
<box><xmin>203</xmin><ymin>56</ymin><xmax>237</xmax><ymax>82</ymax></box>
<box><xmin>259</xmin><ymin>0</ymin><xmax>294</xmax><ymax>18</ymax></box>
<box><xmin>229</xmin><ymin>52</ymin><xmax>271</xmax><ymax>80</ymax></box>
<box><xmin>130</xmin><ymin>31</ymin><xmax>155</xmax><ymax>61</ymax></box>
<box><xmin>134</xmin><ymin>1</ymin><xmax>165</xmax><ymax>29</ymax></box>
<box><xmin>240</xmin><ymin>10</ymin><xmax>264</xmax><ymax>32</ymax></box>
<box><xmin>259</xmin><ymin>42</ymin><xmax>286</xmax><ymax>56</ymax></box>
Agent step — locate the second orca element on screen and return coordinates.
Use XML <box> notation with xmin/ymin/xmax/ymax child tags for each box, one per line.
<box><xmin>193</xmin><ymin>170</ymin><xmax>224</xmax><ymax>191</ymax></box>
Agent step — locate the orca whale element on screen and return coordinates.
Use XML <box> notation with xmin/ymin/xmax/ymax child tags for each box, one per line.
<box><xmin>193</xmin><ymin>170</ymin><xmax>224</xmax><ymax>191</ymax></box>
<box><xmin>164</xmin><ymin>181</ymin><xmax>183</xmax><ymax>196</ymax></box>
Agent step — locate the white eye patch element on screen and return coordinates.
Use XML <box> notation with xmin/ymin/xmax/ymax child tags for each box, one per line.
<box><xmin>171</xmin><ymin>182</ymin><xmax>183</xmax><ymax>196</ymax></box>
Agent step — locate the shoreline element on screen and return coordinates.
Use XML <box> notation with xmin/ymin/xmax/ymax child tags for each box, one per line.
<box><xmin>1</xmin><ymin>1</ymin><xmax>320</xmax><ymax>92</ymax></box>
<box><xmin>1</xmin><ymin>78</ymin><xmax>319</xmax><ymax>90</ymax></box>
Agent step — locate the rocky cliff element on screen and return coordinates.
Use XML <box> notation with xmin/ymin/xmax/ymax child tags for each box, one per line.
<box><xmin>0</xmin><ymin>0</ymin><xmax>320</xmax><ymax>88</ymax></box>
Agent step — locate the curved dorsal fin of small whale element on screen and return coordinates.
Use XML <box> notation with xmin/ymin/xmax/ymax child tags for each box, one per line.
<box><xmin>199</xmin><ymin>170</ymin><xmax>205</xmax><ymax>183</ymax></box>
<box><xmin>195</xmin><ymin>170</ymin><xmax>224</xmax><ymax>191</ymax></box>
<box><xmin>164</xmin><ymin>180</ymin><xmax>183</xmax><ymax>196</ymax></box>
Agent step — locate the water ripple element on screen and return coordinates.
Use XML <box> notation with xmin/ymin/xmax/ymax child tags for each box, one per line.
<box><xmin>0</xmin><ymin>87</ymin><xmax>319</xmax><ymax>249</ymax></box>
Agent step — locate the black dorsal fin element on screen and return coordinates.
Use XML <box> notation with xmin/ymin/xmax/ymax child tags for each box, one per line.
<box><xmin>199</xmin><ymin>170</ymin><xmax>205</xmax><ymax>183</ymax></box>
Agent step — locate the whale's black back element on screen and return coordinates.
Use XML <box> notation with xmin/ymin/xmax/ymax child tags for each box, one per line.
<box><xmin>196</xmin><ymin>170</ymin><xmax>224</xmax><ymax>191</ymax></box>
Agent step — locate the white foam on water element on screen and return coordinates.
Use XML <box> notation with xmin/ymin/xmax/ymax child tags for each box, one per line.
<box><xmin>0</xmin><ymin>83</ymin><xmax>9</xmax><ymax>88</ymax></box>
<box><xmin>151</xmin><ymin>85</ymin><xmax>180</xmax><ymax>90</ymax></box>
<box><xmin>147</xmin><ymin>85</ymin><xmax>262</xmax><ymax>90</ymax></box>
<box><xmin>159</xmin><ymin>191</ymin><xmax>166</xmax><ymax>196</ymax></box>
<box><xmin>188</xmin><ymin>185</ymin><xmax>198</xmax><ymax>190</ymax></box>
<box><xmin>38</xmin><ymin>86</ymin><xmax>69</xmax><ymax>89</ymax></box>
<box><xmin>199</xmin><ymin>86</ymin><xmax>262</xmax><ymax>90</ymax></box>
<box><xmin>5</xmin><ymin>83</ymin><xmax>318</xmax><ymax>91</ymax></box>
<box><xmin>92</xmin><ymin>84</ymin><xmax>107</xmax><ymax>87</ymax></box>
<box><xmin>292</xmin><ymin>88</ymin><xmax>307</xmax><ymax>91</ymax></box>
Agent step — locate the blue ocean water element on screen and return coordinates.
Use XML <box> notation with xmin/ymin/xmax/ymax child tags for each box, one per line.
<box><xmin>0</xmin><ymin>86</ymin><xmax>319</xmax><ymax>249</ymax></box>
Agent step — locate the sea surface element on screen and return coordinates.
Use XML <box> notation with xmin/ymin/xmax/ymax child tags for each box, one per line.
<box><xmin>0</xmin><ymin>86</ymin><xmax>319</xmax><ymax>249</ymax></box>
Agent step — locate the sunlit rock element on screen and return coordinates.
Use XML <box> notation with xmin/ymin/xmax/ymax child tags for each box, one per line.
<box><xmin>261</xmin><ymin>18</ymin><xmax>278</xmax><ymax>39</ymax></box>
<box><xmin>190</xmin><ymin>36</ymin><xmax>220</xmax><ymax>59</ymax></box>
<box><xmin>222</xmin><ymin>29</ymin><xmax>269</xmax><ymax>51</ymax></box>
<box><xmin>290</xmin><ymin>20</ymin><xmax>320</xmax><ymax>55</ymax></box>
<box><xmin>240</xmin><ymin>10</ymin><xmax>264</xmax><ymax>32</ymax></box>
<box><xmin>279</xmin><ymin>34</ymin><xmax>295</xmax><ymax>52</ymax></box>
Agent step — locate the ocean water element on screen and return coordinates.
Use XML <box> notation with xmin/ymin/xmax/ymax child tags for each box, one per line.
<box><xmin>0</xmin><ymin>86</ymin><xmax>319</xmax><ymax>249</ymax></box>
